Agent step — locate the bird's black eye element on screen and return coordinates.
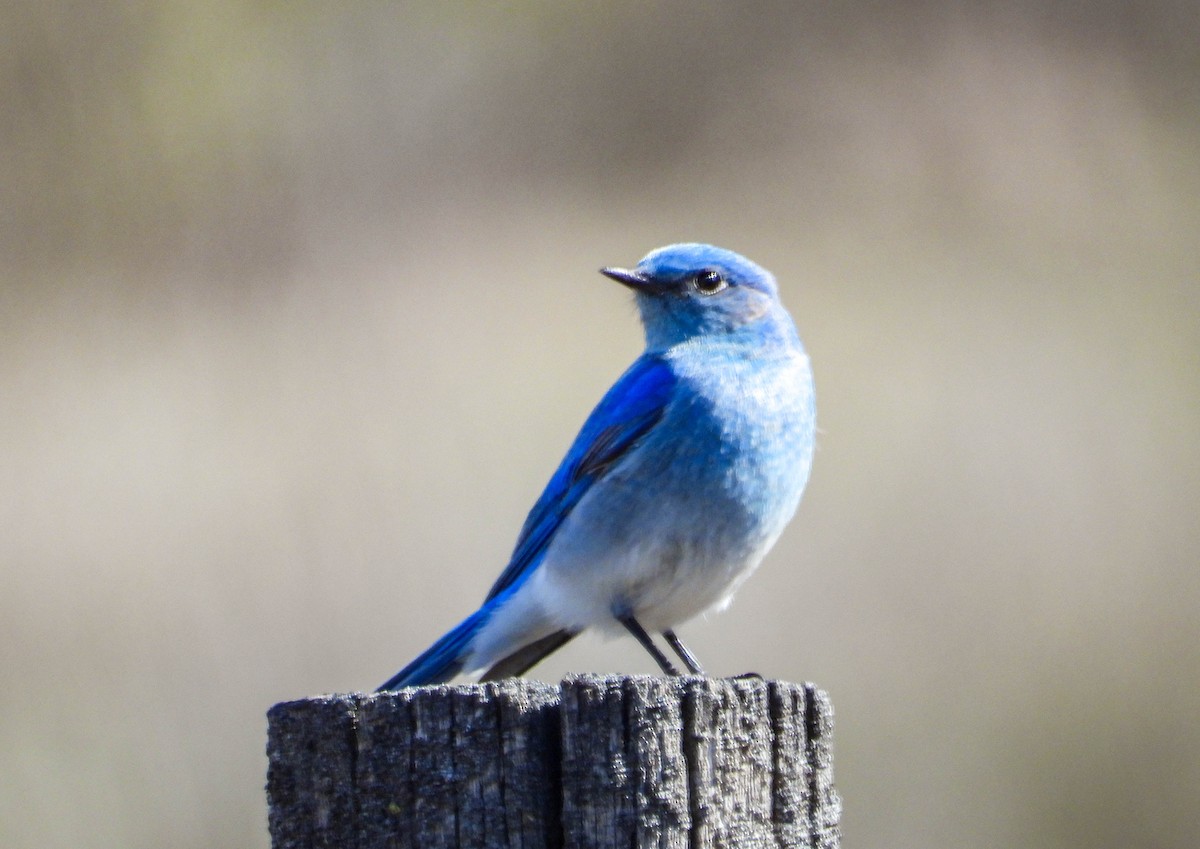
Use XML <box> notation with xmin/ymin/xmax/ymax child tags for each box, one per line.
<box><xmin>693</xmin><ymin>269</ymin><xmax>727</xmax><ymax>295</ymax></box>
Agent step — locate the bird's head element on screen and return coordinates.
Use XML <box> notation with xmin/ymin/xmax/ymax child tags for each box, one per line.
<box><xmin>600</xmin><ymin>243</ymin><xmax>794</xmax><ymax>351</ymax></box>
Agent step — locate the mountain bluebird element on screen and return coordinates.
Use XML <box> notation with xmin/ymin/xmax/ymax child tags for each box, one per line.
<box><xmin>379</xmin><ymin>243</ymin><xmax>815</xmax><ymax>688</ymax></box>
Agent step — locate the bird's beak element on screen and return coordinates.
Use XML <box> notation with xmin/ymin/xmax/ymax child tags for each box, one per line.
<box><xmin>600</xmin><ymin>266</ymin><xmax>655</xmax><ymax>292</ymax></box>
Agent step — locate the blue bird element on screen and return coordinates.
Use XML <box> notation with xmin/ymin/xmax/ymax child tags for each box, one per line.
<box><xmin>379</xmin><ymin>243</ymin><xmax>815</xmax><ymax>688</ymax></box>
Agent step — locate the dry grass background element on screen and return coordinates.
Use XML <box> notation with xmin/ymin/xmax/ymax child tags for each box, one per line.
<box><xmin>2</xmin><ymin>2</ymin><xmax>1198</xmax><ymax>847</ymax></box>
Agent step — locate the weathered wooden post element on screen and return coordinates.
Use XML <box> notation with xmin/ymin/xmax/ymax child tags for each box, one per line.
<box><xmin>267</xmin><ymin>674</ymin><xmax>839</xmax><ymax>848</ymax></box>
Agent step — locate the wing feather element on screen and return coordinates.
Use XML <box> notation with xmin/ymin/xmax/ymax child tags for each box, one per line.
<box><xmin>484</xmin><ymin>355</ymin><xmax>676</xmax><ymax>602</ymax></box>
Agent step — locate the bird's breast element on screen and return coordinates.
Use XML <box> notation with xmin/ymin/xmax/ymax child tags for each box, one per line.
<box><xmin>534</xmin><ymin>346</ymin><xmax>815</xmax><ymax>632</ymax></box>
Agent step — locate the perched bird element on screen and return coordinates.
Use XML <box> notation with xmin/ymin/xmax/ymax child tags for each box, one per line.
<box><xmin>379</xmin><ymin>243</ymin><xmax>815</xmax><ymax>689</ymax></box>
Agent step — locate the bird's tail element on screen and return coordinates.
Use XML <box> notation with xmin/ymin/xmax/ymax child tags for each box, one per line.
<box><xmin>377</xmin><ymin>608</ymin><xmax>486</xmax><ymax>691</ymax></box>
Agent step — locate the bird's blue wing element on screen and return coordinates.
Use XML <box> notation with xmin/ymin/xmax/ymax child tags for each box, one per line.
<box><xmin>484</xmin><ymin>355</ymin><xmax>677</xmax><ymax>602</ymax></box>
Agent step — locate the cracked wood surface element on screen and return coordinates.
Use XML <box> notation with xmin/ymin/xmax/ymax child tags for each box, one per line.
<box><xmin>266</xmin><ymin>675</ymin><xmax>839</xmax><ymax>849</ymax></box>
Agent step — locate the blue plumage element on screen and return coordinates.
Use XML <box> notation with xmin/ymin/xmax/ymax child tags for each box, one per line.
<box><xmin>486</xmin><ymin>356</ymin><xmax>677</xmax><ymax>603</ymax></box>
<box><xmin>379</xmin><ymin>244</ymin><xmax>815</xmax><ymax>688</ymax></box>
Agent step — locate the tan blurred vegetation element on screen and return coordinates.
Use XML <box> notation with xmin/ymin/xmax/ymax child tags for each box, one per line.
<box><xmin>2</xmin><ymin>2</ymin><xmax>1198</xmax><ymax>848</ymax></box>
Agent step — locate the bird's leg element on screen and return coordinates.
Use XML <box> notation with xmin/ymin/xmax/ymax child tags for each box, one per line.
<box><xmin>662</xmin><ymin>629</ymin><xmax>705</xmax><ymax>675</ymax></box>
<box><xmin>617</xmin><ymin>613</ymin><xmax>681</xmax><ymax>676</ymax></box>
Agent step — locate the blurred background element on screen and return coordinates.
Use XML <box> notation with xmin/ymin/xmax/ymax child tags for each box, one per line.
<box><xmin>3</xmin><ymin>2</ymin><xmax>1198</xmax><ymax>847</ymax></box>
